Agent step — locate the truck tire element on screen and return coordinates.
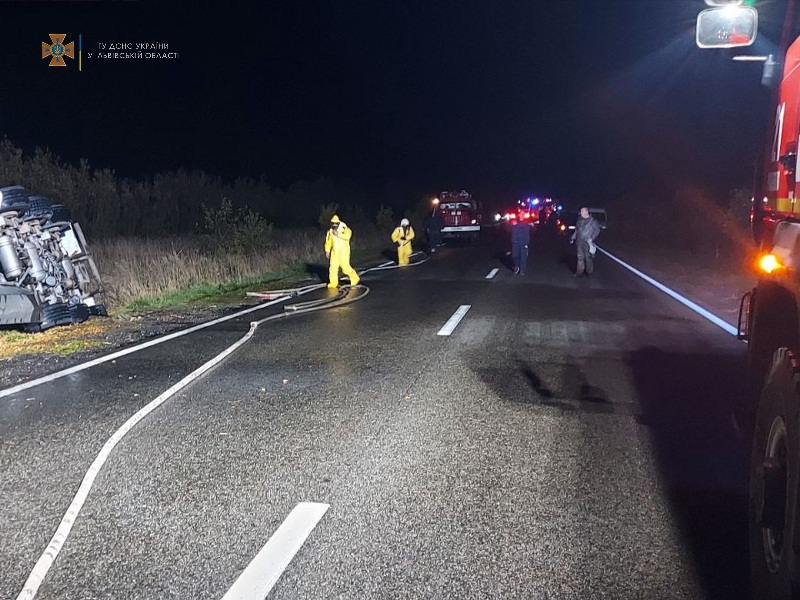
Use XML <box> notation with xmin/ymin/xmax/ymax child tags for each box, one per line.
<box><xmin>23</xmin><ymin>303</ymin><xmax>73</xmax><ymax>333</ymax></box>
<box><xmin>748</xmin><ymin>284</ymin><xmax>799</xmax><ymax>395</ymax></box>
<box><xmin>0</xmin><ymin>185</ymin><xmax>29</xmax><ymax>216</ymax></box>
<box><xmin>750</xmin><ymin>347</ymin><xmax>800</xmax><ymax>599</ymax></box>
<box><xmin>45</xmin><ymin>204</ymin><xmax>73</xmax><ymax>230</ymax></box>
<box><xmin>24</xmin><ymin>195</ymin><xmax>53</xmax><ymax>223</ymax></box>
<box><xmin>68</xmin><ymin>303</ymin><xmax>90</xmax><ymax>324</ymax></box>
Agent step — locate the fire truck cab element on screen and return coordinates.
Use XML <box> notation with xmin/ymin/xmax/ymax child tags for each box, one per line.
<box><xmin>756</xmin><ymin>35</ymin><xmax>800</xmax><ymax>247</ymax></box>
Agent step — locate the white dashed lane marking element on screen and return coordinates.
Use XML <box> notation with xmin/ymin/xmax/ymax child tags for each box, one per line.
<box><xmin>437</xmin><ymin>305</ymin><xmax>472</xmax><ymax>336</ymax></box>
<box><xmin>221</xmin><ymin>502</ymin><xmax>329</xmax><ymax>600</ymax></box>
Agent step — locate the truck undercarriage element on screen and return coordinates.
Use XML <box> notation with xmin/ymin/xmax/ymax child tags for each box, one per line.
<box><xmin>0</xmin><ymin>185</ymin><xmax>106</xmax><ymax>332</ymax></box>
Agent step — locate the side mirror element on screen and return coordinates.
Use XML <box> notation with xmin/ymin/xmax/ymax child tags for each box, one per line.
<box><xmin>696</xmin><ymin>6</ymin><xmax>758</xmax><ymax>48</ymax></box>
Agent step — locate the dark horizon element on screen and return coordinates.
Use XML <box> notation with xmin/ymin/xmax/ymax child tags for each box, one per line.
<box><xmin>0</xmin><ymin>0</ymin><xmax>779</xmax><ymax>211</ymax></box>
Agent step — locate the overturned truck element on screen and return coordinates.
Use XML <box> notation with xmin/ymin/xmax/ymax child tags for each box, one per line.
<box><xmin>0</xmin><ymin>185</ymin><xmax>106</xmax><ymax>332</ymax></box>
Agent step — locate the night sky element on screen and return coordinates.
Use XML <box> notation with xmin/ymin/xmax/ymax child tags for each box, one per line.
<box><xmin>0</xmin><ymin>1</ymin><xmax>785</xmax><ymax>209</ymax></box>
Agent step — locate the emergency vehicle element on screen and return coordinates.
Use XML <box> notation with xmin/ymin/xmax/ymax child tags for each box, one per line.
<box><xmin>698</xmin><ymin>2</ymin><xmax>800</xmax><ymax>597</ymax></box>
<box><xmin>437</xmin><ymin>190</ymin><xmax>481</xmax><ymax>241</ymax></box>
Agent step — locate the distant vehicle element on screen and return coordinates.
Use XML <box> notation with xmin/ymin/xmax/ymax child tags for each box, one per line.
<box><xmin>589</xmin><ymin>208</ymin><xmax>608</xmax><ymax>230</ymax></box>
<box><xmin>552</xmin><ymin>210</ymin><xmax>580</xmax><ymax>235</ymax></box>
<box><xmin>500</xmin><ymin>197</ymin><xmax>557</xmax><ymax>227</ymax></box>
<box><xmin>437</xmin><ymin>190</ymin><xmax>481</xmax><ymax>241</ymax></box>
<box><xmin>0</xmin><ymin>185</ymin><xmax>106</xmax><ymax>332</ymax></box>
<box><xmin>509</xmin><ymin>208</ymin><xmax>537</xmax><ymax>226</ymax></box>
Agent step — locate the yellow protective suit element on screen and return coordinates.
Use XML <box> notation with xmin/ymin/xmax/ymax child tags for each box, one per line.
<box><xmin>391</xmin><ymin>224</ymin><xmax>415</xmax><ymax>265</ymax></box>
<box><xmin>325</xmin><ymin>220</ymin><xmax>360</xmax><ymax>288</ymax></box>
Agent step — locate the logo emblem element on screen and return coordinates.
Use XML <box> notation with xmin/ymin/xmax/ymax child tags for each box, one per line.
<box><xmin>42</xmin><ymin>34</ymin><xmax>75</xmax><ymax>67</ymax></box>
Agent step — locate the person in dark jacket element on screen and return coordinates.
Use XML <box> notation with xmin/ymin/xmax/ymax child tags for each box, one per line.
<box><xmin>570</xmin><ymin>207</ymin><xmax>601</xmax><ymax>277</ymax></box>
<box><xmin>426</xmin><ymin>209</ymin><xmax>444</xmax><ymax>252</ymax></box>
<box><xmin>511</xmin><ymin>217</ymin><xmax>531</xmax><ymax>275</ymax></box>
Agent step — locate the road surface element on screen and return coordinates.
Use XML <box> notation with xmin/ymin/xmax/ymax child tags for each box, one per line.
<box><xmin>0</xmin><ymin>228</ymin><xmax>750</xmax><ymax>599</ymax></box>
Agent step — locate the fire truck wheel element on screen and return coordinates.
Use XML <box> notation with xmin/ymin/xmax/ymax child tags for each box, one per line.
<box><xmin>748</xmin><ymin>284</ymin><xmax>798</xmax><ymax>392</ymax></box>
<box><xmin>749</xmin><ymin>348</ymin><xmax>800</xmax><ymax>599</ymax></box>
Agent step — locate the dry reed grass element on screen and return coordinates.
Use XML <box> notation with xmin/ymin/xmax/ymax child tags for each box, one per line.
<box><xmin>91</xmin><ymin>228</ymin><xmax>386</xmax><ymax>308</ymax></box>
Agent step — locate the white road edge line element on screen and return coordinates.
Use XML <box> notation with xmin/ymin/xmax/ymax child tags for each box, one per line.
<box><xmin>14</xmin><ymin>322</ymin><xmax>261</xmax><ymax>600</ymax></box>
<box><xmin>0</xmin><ymin>290</ymin><xmax>311</xmax><ymax>399</ymax></box>
<box><xmin>437</xmin><ymin>305</ymin><xmax>471</xmax><ymax>336</ymax></box>
<box><xmin>221</xmin><ymin>502</ymin><xmax>330</xmax><ymax>600</ymax></box>
<box><xmin>597</xmin><ymin>247</ymin><xmax>738</xmax><ymax>337</ymax></box>
<box><xmin>486</xmin><ymin>268</ymin><xmax>499</xmax><ymax>279</ymax></box>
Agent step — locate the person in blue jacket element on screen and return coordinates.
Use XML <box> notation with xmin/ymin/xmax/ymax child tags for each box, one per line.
<box><xmin>511</xmin><ymin>217</ymin><xmax>531</xmax><ymax>275</ymax></box>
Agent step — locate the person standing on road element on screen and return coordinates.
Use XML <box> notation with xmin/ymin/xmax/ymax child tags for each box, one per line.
<box><xmin>511</xmin><ymin>217</ymin><xmax>530</xmax><ymax>275</ymax></box>
<box><xmin>325</xmin><ymin>215</ymin><xmax>360</xmax><ymax>288</ymax></box>
<box><xmin>570</xmin><ymin>206</ymin><xmax>601</xmax><ymax>277</ymax></box>
<box><xmin>391</xmin><ymin>217</ymin><xmax>415</xmax><ymax>266</ymax></box>
<box><xmin>426</xmin><ymin>208</ymin><xmax>444</xmax><ymax>252</ymax></box>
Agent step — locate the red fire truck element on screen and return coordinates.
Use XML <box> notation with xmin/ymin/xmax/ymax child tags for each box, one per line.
<box><xmin>699</xmin><ymin>2</ymin><xmax>800</xmax><ymax>597</ymax></box>
<box><xmin>436</xmin><ymin>190</ymin><xmax>481</xmax><ymax>242</ymax></box>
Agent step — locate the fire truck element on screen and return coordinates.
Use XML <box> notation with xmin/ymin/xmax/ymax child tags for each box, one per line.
<box><xmin>698</xmin><ymin>1</ymin><xmax>800</xmax><ymax>597</ymax></box>
<box><xmin>436</xmin><ymin>190</ymin><xmax>481</xmax><ymax>242</ymax></box>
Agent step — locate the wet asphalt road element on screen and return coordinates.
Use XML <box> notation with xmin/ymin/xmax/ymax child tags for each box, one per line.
<box><xmin>0</xmin><ymin>228</ymin><xmax>750</xmax><ymax>599</ymax></box>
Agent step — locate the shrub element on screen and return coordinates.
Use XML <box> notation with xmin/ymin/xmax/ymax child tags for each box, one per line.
<box><xmin>201</xmin><ymin>197</ymin><xmax>274</xmax><ymax>254</ymax></box>
<box><xmin>318</xmin><ymin>202</ymin><xmax>340</xmax><ymax>230</ymax></box>
<box><xmin>375</xmin><ymin>204</ymin><xmax>395</xmax><ymax>232</ymax></box>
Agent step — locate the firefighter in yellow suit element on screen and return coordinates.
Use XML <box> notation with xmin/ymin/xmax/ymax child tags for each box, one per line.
<box><xmin>391</xmin><ymin>218</ymin><xmax>415</xmax><ymax>266</ymax></box>
<box><xmin>325</xmin><ymin>215</ymin><xmax>360</xmax><ymax>288</ymax></box>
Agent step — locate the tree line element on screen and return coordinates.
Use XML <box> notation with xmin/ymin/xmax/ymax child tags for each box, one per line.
<box><xmin>0</xmin><ymin>139</ymin><xmax>386</xmax><ymax>239</ymax></box>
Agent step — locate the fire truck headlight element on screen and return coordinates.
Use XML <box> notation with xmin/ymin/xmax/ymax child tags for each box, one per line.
<box><xmin>494</xmin><ymin>214</ymin><xmax>501</xmax><ymax>221</ymax></box>
<box><xmin>759</xmin><ymin>253</ymin><xmax>782</xmax><ymax>274</ymax></box>
<box><xmin>471</xmin><ymin>219</ymin><xmax>477</xmax><ymax>225</ymax></box>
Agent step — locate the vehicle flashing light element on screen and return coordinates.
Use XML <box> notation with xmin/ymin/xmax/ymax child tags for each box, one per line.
<box><xmin>759</xmin><ymin>253</ymin><xmax>781</xmax><ymax>274</ymax></box>
<box><xmin>532</xmin><ymin>199</ymin><xmax>540</xmax><ymax>205</ymax></box>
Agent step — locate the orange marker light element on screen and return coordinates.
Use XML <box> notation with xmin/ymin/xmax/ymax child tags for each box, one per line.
<box><xmin>759</xmin><ymin>253</ymin><xmax>781</xmax><ymax>274</ymax></box>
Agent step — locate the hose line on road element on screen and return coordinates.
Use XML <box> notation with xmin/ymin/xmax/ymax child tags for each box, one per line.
<box><xmin>14</xmin><ymin>283</ymin><xmax>370</xmax><ymax>600</ymax></box>
<box><xmin>0</xmin><ymin>289</ymin><xmax>307</xmax><ymax>400</ymax></box>
<box><xmin>358</xmin><ymin>251</ymin><xmax>430</xmax><ymax>273</ymax></box>
<box><xmin>1</xmin><ymin>250</ymin><xmax>428</xmax><ymax>399</ymax></box>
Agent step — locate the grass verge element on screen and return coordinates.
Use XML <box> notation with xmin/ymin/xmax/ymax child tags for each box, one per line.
<box><xmin>0</xmin><ymin>231</ymin><xmax>391</xmax><ymax>360</ymax></box>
